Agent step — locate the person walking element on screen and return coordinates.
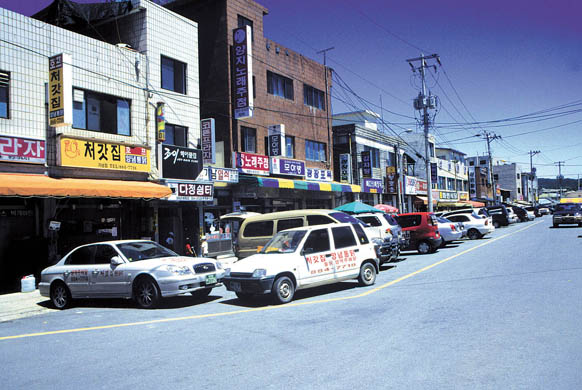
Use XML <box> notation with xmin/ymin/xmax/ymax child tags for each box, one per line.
<box><xmin>185</xmin><ymin>237</ymin><xmax>195</xmax><ymax>256</ymax></box>
<box><xmin>164</xmin><ymin>232</ymin><xmax>175</xmax><ymax>251</ymax></box>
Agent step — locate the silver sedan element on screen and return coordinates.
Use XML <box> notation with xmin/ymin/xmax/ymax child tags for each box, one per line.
<box><xmin>39</xmin><ymin>240</ymin><xmax>225</xmax><ymax>309</ymax></box>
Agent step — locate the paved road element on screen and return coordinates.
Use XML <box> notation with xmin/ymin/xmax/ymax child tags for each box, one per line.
<box><xmin>2</xmin><ymin>216</ymin><xmax>581</xmax><ymax>389</ymax></box>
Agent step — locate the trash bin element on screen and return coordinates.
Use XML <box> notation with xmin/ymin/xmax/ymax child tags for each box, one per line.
<box><xmin>21</xmin><ymin>275</ymin><xmax>36</xmax><ymax>292</ymax></box>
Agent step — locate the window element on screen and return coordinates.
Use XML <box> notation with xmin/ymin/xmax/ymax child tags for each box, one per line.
<box><xmin>303</xmin><ymin>84</ymin><xmax>325</xmax><ymax>110</ymax></box>
<box><xmin>305</xmin><ymin>139</ymin><xmax>326</xmax><ymax>161</ymax></box>
<box><xmin>161</xmin><ymin>55</ymin><xmax>186</xmax><ymax>94</ymax></box>
<box><xmin>243</xmin><ymin>221</ymin><xmax>273</xmax><ymax>237</ymax></box>
<box><xmin>276</xmin><ymin>218</ymin><xmax>304</xmax><ymax>232</ymax></box>
<box><xmin>438</xmin><ymin>176</ymin><xmax>446</xmax><ymax>190</ymax></box>
<box><xmin>0</xmin><ymin>71</ymin><xmax>9</xmax><ymax>118</ymax></box>
<box><xmin>241</xmin><ymin>126</ymin><xmax>256</xmax><ymax>153</ymax></box>
<box><xmin>396</xmin><ymin>215</ymin><xmax>421</xmax><ymax>228</ymax></box>
<box><xmin>237</xmin><ymin>15</ymin><xmax>254</xmax><ymax>42</ymax></box>
<box><xmin>72</xmin><ymin>89</ymin><xmax>131</xmax><ymax>135</ymax></box>
<box><xmin>352</xmin><ymin>223</ymin><xmax>369</xmax><ymax>244</ymax></box>
<box><xmin>517</xmin><ymin>173</ymin><xmax>520</xmax><ymax>179</ymax></box>
<box><xmin>66</xmin><ymin>246</ymin><xmax>96</xmax><ymax>265</ymax></box>
<box><xmin>493</xmin><ymin>174</ymin><xmax>499</xmax><ymax>180</ymax></box>
<box><xmin>469</xmin><ymin>161</ymin><xmax>475</xmax><ymax>166</ymax></box>
<box><xmin>429</xmin><ymin>142</ymin><xmax>435</xmax><ymax>157</ymax></box>
<box><xmin>94</xmin><ymin>245</ymin><xmax>118</xmax><ymax>265</ymax></box>
<box><xmin>447</xmin><ymin>178</ymin><xmax>455</xmax><ymax>190</ymax></box>
<box><xmin>267</xmin><ymin>71</ymin><xmax>293</xmax><ymax>100</ymax></box>
<box><xmin>163</xmin><ymin>124</ymin><xmax>188</xmax><ymax>147</ymax></box>
<box><xmin>307</xmin><ymin>215</ymin><xmax>334</xmax><ymax>225</ymax></box>
<box><xmin>357</xmin><ymin>216</ymin><xmax>381</xmax><ymax>227</ymax></box>
<box><xmin>363</xmin><ymin>146</ymin><xmax>380</xmax><ymax>168</ymax></box>
<box><xmin>332</xmin><ymin>226</ymin><xmax>356</xmax><ymax>249</ymax></box>
<box><xmin>303</xmin><ymin>229</ymin><xmax>330</xmax><ymax>255</ymax></box>
<box><xmin>480</xmin><ymin>160</ymin><xmax>487</xmax><ymax>165</ymax></box>
<box><xmin>285</xmin><ymin>136</ymin><xmax>295</xmax><ymax>158</ymax></box>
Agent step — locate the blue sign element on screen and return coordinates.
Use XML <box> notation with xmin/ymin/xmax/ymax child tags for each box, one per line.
<box><xmin>363</xmin><ymin>178</ymin><xmax>383</xmax><ymax>193</ymax></box>
<box><xmin>270</xmin><ymin>157</ymin><xmax>305</xmax><ymax>177</ymax></box>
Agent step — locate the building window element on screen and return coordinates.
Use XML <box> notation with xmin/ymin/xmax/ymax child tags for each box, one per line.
<box><xmin>447</xmin><ymin>178</ymin><xmax>455</xmax><ymax>190</ymax></box>
<box><xmin>72</xmin><ymin>89</ymin><xmax>131</xmax><ymax>135</ymax></box>
<box><xmin>237</xmin><ymin>15</ymin><xmax>254</xmax><ymax>42</ymax></box>
<box><xmin>285</xmin><ymin>136</ymin><xmax>295</xmax><ymax>158</ymax></box>
<box><xmin>517</xmin><ymin>173</ymin><xmax>520</xmax><ymax>179</ymax></box>
<box><xmin>469</xmin><ymin>161</ymin><xmax>475</xmax><ymax>166</ymax></box>
<box><xmin>267</xmin><ymin>71</ymin><xmax>294</xmax><ymax>100</ymax></box>
<box><xmin>493</xmin><ymin>174</ymin><xmax>499</xmax><ymax>180</ymax></box>
<box><xmin>363</xmin><ymin>146</ymin><xmax>380</xmax><ymax>168</ymax></box>
<box><xmin>438</xmin><ymin>176</ymin><xmax>446</xmax><ymax>190</ymax></box>
<box><xmin>163</xmin><ymin>124</ymin><xmax>188</xmax><ymax>147</ymax></box>
<box><xmin>303</xmin><ymin>84</ymin><xmax>325</xmax><ymax>110</ymax></box>
<box><xmin>480</xmin><ymin>160</ymin><xmax>487</xmax><ymax>165</ymax></box>
<box><xmin>0</xmin><ymin>71</ymin><xmax>9</xmax><ymax>119</ymax></box>
<box><xmin>161</xmin><ymin>55</ymin><xmax>187</xmax><ymax>94</ymax></box>
<box><xmin>306</xmin><ymin>139</ymin><xmax>326</xmax><ymax>161</ymax></box>
<box><xmin>241</xmin><ymin>126</ymin><xmax>256</xmax><ymax>153</ymax></box>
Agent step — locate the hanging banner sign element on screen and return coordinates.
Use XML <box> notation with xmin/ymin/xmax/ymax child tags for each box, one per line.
<box><xmin>270</xmin><ymin>157</ymin><xmax>305</xmax><ymax>177</ymax></box>
<box><xmin>233</xmin><ymin>152</ymin><xmax>269</xmax><ymax>175</ymax></box>
<box><xmin>48</xmin><ymin>53</ymin><xmax>72</xmax><ymax>127</ymax></box>
<box><xmin>233</xmin><ymin>26</ymin><xmax>254</xmax><ymax>119</ymax></box>
<box><xmin>306</xmin><ymin>168</ymin><xmax>332</xmax><ymax>182</ymax></box>
<box><xmin>59</xmin><ymin>137</ymin><xmax>150</xmax><ymax>172</ymax></box>
<box><xmin>361</xmin><ymin>151</ymin><xmax>372</xmax><ymax>178</ymax></box>
<box><xmin>156</xmin><ymin>103</ymin><xmax>166</xmax><ymax>142</ymax></box>
<box><xmin>404</xmin><ymin>175</ymin><xmax>418</xmax><ymax>195</ymax></box>
<box><xmin>339</xmin><ymin>153</ymin><xmax>352</xmax><ymax>183</ymax></box>
<box><xmin>166</xmin><ymin>180</ymin><xmax>214</xmax><ymax>201</ymax></box>
<box><xmin>268</xmin><ymin>124</ymin><xmax>285</xmax><ymax>156</ymax></box>
<box><xmin>363</xmin><ymin>178</ymin><xmax>383</xmax><ymax>193</ymax></box>
<box><xmin>159</xmin><ymin>144</ymin><xmax>203</xmax><ymax>180</ymax></box>
<box><xmin>430</xmin><ymin>162</ymin><xmax>438</xmax><ymax>184</ymax></box>
<box><xmin>0</xmin><ymin>136</ymin><xmax>45</xmax><ymax>164</ymax></box>
<box><xmin>385</xmin><ymin>171</ymin><xmax>398</xmax><ymax>194</ymax></box>
<box><xmin>201</xmin><ymin>118</ymin><xmax>216</xmax><ymax>164</ymax></box>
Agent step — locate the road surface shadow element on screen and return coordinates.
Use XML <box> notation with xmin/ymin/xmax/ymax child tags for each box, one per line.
<box><xmin>549</xmin><ymin>225</ymin><xmax>581</xmax><ymax>229</ymax></box>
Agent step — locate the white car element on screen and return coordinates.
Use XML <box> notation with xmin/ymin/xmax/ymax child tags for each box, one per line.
<box><xmin>39</xmin><ymin>240</ymin><xmax>225</xmax><ymax>309</ymax></box>
<box><xmin>223</xmin><ymin>223</ymin><xmax>379</xmax><ymax>304</ymax></box>
<box><xmin>445</xmin><ymin>213</ymin><xmax>495</xmax><ymax>239</ymax></box>
<box><xmin>436</xmin><ymin>217</ymin><xmax>464</xmax><ymax>246</ymax></box>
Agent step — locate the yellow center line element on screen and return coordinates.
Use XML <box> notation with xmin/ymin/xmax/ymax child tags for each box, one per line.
<box><xmin>0</xmin><ymin>220</ymin><xmax>544</xmax><ymax>341</ymax></box>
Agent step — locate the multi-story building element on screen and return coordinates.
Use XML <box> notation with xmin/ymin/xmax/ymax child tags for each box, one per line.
<box><xmin>0</xmin><ymin>0</ymin><xmax>200</xmax><ymax>291</ymax></box>
<box><xmin>434</xmin><ymin>147</ymin><xmax>471</xmax><ymax>208</ymax></box>
<box><xmin>166</xmin><ymin>0</ymin><xmax>356</xmax><ymax>214</ymax></box>
<box><xmin>466</xmin><ymin>155</ymin><xmax>497</xmax><ymax>205</ymax></box>
<box><xmin>494</xmin><ymin>162</ymin><xmax>525</xmax><ymax>202</ymax></box>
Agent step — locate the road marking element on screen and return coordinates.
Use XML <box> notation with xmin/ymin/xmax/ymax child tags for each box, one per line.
<box><xmin>0</xmin><ymin>220</ymin><xmax>544</xmax><ymax>341</ymax></box>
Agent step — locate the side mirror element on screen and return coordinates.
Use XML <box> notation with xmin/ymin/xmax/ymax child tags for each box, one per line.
<box><xmin>111</xmin><ymin>256</ymin><xmax>124</xmax><ymax>266</ymax></box>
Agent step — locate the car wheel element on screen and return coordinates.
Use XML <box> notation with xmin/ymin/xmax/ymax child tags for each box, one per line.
<box><xmin>467</xmin><ymin>229</ymin><xmax>482</xmax><ymax>240</ymax></box>
<box><xmin>553</xmin><ymin>223</ymin><xmax>558</xmax><ymax>228</ymax></box>
<box><xmin>191</xmin><ymin>288</ymin><xmax>212</xmax><ymax>299</ymax></box>
<box><xmin>493</xmin><ymin>221</ymin><xmax>500</xmax><ymax>229</ymax></box>
<box><xmin>50</xmin><ymin>282</ymin><xmax>71</xmax><ymax>310</ymax></box>
<box><xmin>358</xmin><ymin>262</ymin><xmax>377</xmax><ymax>286</ymax></box>
<box><xmin>272</xmin><ymin>276</ymin><xmax>295</xmax><ymax>304</ymax></box>
<box><xmin>235</xmin><ymin>292</ymin><xmax>254</xmax><ymax>301</ymax></box>
<box><xmin>579</xmin><ymin>223</ymin><xmax>582</xmax><ymax>227</ymax></box>
<box><xmin>133</xmin><ymin>277</ymin><xmax>160</xmax><ymax>309</ymax></box>
<box><xmin>417</xmin><ymin>240</ymin><xmax>431</xmax><ymax>254</ymax></box>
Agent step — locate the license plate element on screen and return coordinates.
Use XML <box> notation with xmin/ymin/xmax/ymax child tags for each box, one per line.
<box><xmin>205</xmin><ymin>274</ymin><xmax>217</xmax><ymax>285</ymax></box>
<box><xmin>230</xmin><ymin>281</ymin><xmax>241</xmax><ymax>292</ymax></box>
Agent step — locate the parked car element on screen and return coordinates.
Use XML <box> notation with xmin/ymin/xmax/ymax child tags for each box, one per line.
<box><xmin>537</xmin><ymin>206</ymin><xmax>551</xmax><ymax>216</ymax></box>
<box><xmin>395</xmin><ymin>212</ymin><xmax>443</xmax><ymax>254</ymax></box>
<box><xmin>524</xmin><ymin>206</ymin><xmax>538</xmax><ymax>218</ymax></box>
<box><xmin>552</xmin><ymin>203</ymin><xmax>582</xmax><ymax>227</ymax></box>
<box><xmin>445</xmin><ymin>213</ymin><xmax>495</xmax><ymax>239</ymax></box>
<box><xmin>39</xmin><ymin>240</ymin><xmax>226</xmax><ymax>309</ymax></box>
<box><xmin>506</xmin><ymin>205</ymin><xmax>529</xmax><ymax>222</ymax></box>
<box><xmin>223</xmin><ymin>222</ymin><xmax>379</xmax><ymax>304</ymax></box>
<box><xmin>436</xmin><ymin>217</ymin><xmax>463</xmax><ymax>246</ymax></box>
<box><xmin>485</xmin><ymin>205</ymin><xmax>512</xmax><ymax>228</ymax></box>
<box><xmin>354</xmin><ymin>212</ymin><xmax>408</xmax><ymax>264</ymax></box>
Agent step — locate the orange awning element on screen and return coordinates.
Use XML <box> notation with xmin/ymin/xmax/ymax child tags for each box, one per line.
<box><xmin>0</xmin><ymin>173</ymin><xmax>171</xmax><ymax>199</ymax></box>
<box><xmin>461</xmin><ymin>200</ymin><xmax>485</xmax><ymax>207</ymax></box>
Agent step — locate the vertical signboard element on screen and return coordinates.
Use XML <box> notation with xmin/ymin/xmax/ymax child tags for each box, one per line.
<box><xmin>201</xmin><ymin>118</ymin><xmax>216</xmax><ymax>164</ymax></box>
<box><xmin>361</xmin><ymin>150</ymin><xmax>372</xmax><ymax>178</ymax></box>
<box><xmin>430</xmin><ymin>162</ymin><xmax>438</xmax><ymax>184</ymax></box>
<box><xmin>233</xmin><ymin>26</ymin><xmax>254</xmax><ymax>119</ymax></box>
<box><xmin>339</xmin><ymin>153</ymin><xmax>352</xmax><ymax>183</ymax></box>
<box><xmin>48</xmin><ymin>53</ymin><xmax>72</xmax><ymax>127</ymax></box>
<box><xmin>156</xmin><ymin>103</ymin><xmax>166</xmax><ymax>142</ymax></box>
<box><xmin>268</xmin><ymin>124</ymin><xmax>285</xmax><ymax>156</ymax></box>
<box><xmin>385</xmin><ymin>166</ymin><xmax>398</xmax><ymax>194</ymax></box>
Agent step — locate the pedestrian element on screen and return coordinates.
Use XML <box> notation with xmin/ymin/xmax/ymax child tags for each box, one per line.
<box><xmin>185</xmin><ymin>237</ymin><xmax>195</xmax><ymax>256</ymax></box>
<box><xmin>200</xmin><ymin>235</ymin><xmax>208</xmax><ymax>257</ymax></box>
<box><xmin>165</xmin><ymin>231</ymin><xmax>175</xmax><ymax>251</ymax></box>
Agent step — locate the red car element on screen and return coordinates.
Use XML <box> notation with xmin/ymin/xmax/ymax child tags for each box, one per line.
<box><xmin>395</xmin><ymin>212</ymin><xmax>443</xmax><ymax>254</ymax></box>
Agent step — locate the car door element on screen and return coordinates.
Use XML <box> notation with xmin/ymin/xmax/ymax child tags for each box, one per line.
<box><xmin>62</xmin><ymin>245</ymin><xmax>95</xmax><ymax>297</ymax></box>
<box><xmin>300</xmin><ymin>227</ymin><xmax>335</xmax><ymax>286</ymax></box>
<box><xmin>331</xmin><ymin>225</ymin><xmax>361</xmax><ymax>280</ymax></box>
<box><xmin>90</xmin><ymin>244</ymin><xmax>128</xmax><ymax>297</ymax></box>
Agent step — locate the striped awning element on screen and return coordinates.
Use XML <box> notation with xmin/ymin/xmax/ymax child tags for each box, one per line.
<box><xmin>240</xmin><ymin>175</ymin><xmax>361</xmax><ymax>192</ymax></box>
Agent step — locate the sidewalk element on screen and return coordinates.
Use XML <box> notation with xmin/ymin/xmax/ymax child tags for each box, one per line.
<box><xmin>0</xmin><ymin>289</ymin><xmax>53</xmax><ymax>323</ymax></box>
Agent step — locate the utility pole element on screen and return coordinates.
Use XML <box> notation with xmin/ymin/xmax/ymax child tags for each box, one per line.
<box><xmin>481</xmin><ymin>131</ymin><xmax>501</xmax><ymax>204</ymax></box>
<box><xmin>555</xmin><ymin>161</ymin><xmax>565</xmax><ymax>199</ymax></box>
<box><xmin>529</xmin><ymin>150</ymin><xmax>540</xmax><ymax>205</ymax></box>
<box><xmin>317</xmin><ymin>46</ymin><xmax>334</xmax><ymax>169</ymax></box>
<box><xmin>407</xmin><ymin>53</ymin><xmax>440</xmax><ymax>212</ymax></box>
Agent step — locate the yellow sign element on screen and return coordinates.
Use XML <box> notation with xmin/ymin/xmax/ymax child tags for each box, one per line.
<box><xmin>48</xmin><ymin>54</ymin><xmax>72</xmax><ymax>127</ymax></box>
<box><xmin>459</xmin><ymin>192</ymin><xmax>469</xmax><ymax>201</ymax></box>
<box><xmin>59</xmin><ymin>137</ymin><xmax>150</xmax><ymax>172</ymax></box>
<box><xmin>386</xmin><ymin>166</ymin><xmax>396</xmax><ymax>174</ymax></box>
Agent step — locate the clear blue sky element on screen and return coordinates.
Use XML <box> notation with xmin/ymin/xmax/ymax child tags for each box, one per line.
<box><xmin>2</xmin><ymin>0</ymin><xmax>581</xmax><ymax>180</ymax></box>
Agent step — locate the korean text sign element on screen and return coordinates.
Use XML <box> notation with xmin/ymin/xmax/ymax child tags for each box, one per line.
<box><xmin>233</xmin><ymin>26</ymin><xmax>254</xmax><ymax>119</ymax></box>
<box><xmin>234</xmin><ymin>152</ymin><xmax>269</xmax><ymax>175</ymax></box>
<box><xmin>48</xmin><ymin>54</ymin><xmax>72</xmax><ymax>127</ymax></box>
<box><xmin>159</xmin><ymin>144</ymin><xmax>203</xmax><ymax>180</ymax></box>
<box><xmin>59</xmin><ymin>137</ymin><xmax>149</xmax><ymax>172</ymax></box>
<box><xmin>201</xmin><ymin>118</ymin><xmax>215</xmax><ymax>164</ymax></box>
<box><xmin>361</xmin><ymin>150</ymin><xmax>372</xmax><ymax>178</ymax></box>
<box><xmin>0</xmin><ymin>136</ymin><xmax>45</xmax><ymax>164</ymax></box>
<box><xmin>166</xmin><ymin>181</ymin><xmax>214</xmax><ymax>201</ymax></box>
<box><xmin>339</xmin><ymin>153</ymin><xmax>352</xmax><ymax>183</ymax></box>
<box><xmin>363</xmin><ymin>178</ymin><xmax>383</xmax><ymax>193</ymax></box>
<box><xmin>270</xmin><ymin>157</ymin><xmax>305</xmax><ymax>177</ymax></box>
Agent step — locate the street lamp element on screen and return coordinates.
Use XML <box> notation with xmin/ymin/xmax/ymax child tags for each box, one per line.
<box><xmin>394</xmin><ymin>129</ymin><xmax>413</xmax><ymax>212</ymax></box>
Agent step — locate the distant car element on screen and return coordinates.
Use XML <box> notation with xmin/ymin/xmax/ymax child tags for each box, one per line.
<box><xmin>524</xmin><ymin>206</ymin><xmax>539</xmax><ymax>218</ymax></box>
<box><xmin>445</xmin><ymin>213</ymin><xmax>495</xmax><ymax>239</ymax></box>
<box><xmin>506</xmin><ymin>205</ymin><xmax>529</xmax><ymax>222</ymax></box>
<box><xmin>395</xmin><ymin>212</ymin><xmax>443</xmax><ymax>254</ymax></box>
<box><xmin>485</xmin><ymin>205</ymin><xmax>513</xmax><ymax>228</ymax></box>
<box><xmin>39</xmin><ymin>240</ymin><xmax>226</xmax><ymax>309</ymax></box>
<box><xmin>354</xmin><ymin>212</ymin><xmax>407</xmax><ymax>264</ymax></box>
<box><xmin>435</xmin><ymin>217</ymin><xmax>463</xmax><ymax>246</ymax></box>
<box><xmin>537</xmin><ymin>206</ymin><xmax>551</xmax><ymax>216</ymax></box>
<box><xmin>552</xmin><ymin>203</ymin><xmax>582</xmax><ymax>227</ymax></box>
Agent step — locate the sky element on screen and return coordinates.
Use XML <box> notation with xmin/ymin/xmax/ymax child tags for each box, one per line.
<box><xmin>2</xmin><ymin>0</ymin><xmax>582</xmax><ymax>180</ymax></box>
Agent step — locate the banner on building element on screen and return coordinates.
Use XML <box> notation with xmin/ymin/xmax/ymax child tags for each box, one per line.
<box><xmin>416</xmin><ymin>179</ymin><xmax>428</xmax><ymax>195</ymax></box>
<box><xmin>0</xmin><ymin>136</ymin><xmax>45</xmax><ymax>164</ymax></box>
<box><xmin>438</xmin><ymin>191</ymin><xmax>459</xmax><ymax>201</ymax></box>
<box><xmin>363</xmin><ymin>178</ymin><xmax>383</xmax><ymax>193</ymax></box>
<box><xmin>233</xmin><ymin>26</ymin><xmax>254</xmax><ymax>119</ymax></box>
<box><xmin>166</xmin><ymin>180</ymin><xmax>214</xmax><ymax>201</ymax></box>
<box><xmin>404</xmin><ymin>175</ymin><xmax>417</xmax><ymax>195</ymax></box>
<box><xmin>233</xmin><ymin>152</ymin><xmax>269</xmax><ymax>175</ymax></box>
<box><xmin>339</xmin><ymin>153</ymin><xmax>352</xmax><ymax>183</ymax></box>
<box><xmin>268</xmin><ymin>124</ymin><xmax>285</xmax><ymax>156</ymax></box>
<box><xmin>385</xmin><ymin>168</ymin><xmax>398</xmax><ymax>194</ymax></box>
<box><xmin>159</xmin><ymin>144</ymin><xmax>203</xmax><ymax>180</ymax></box>
<box><xmin>270</xmin><ymin>157</ymin><xmax>305</xmax><ymax>177</ymax></box>
<box><xmin>156</xmin><ymin>103</ymin><xmax>166</xmax><ymax>142</ymax></box>
<box><xmin>306</xmin><ymin>168</ymin><xmax>332</xmax><ymax>182</ymax></box>
<box><xmin>196</xmin><ymin>167</ymin><xmax>239</xmax><ymax>183</ymax></box>
<box><xmin>430</xmin><ymin>162</ymin><xmax>438</xmax><ymax>183</ymax></box>
<box><xmin>59</xmin><ymin>137</ymin><xmax>150</xmax><ymax>172</ymax></box>
<box><xmin>468</xmin><ymin>166</ymin><xmax>477</xmax><ymax>198</ymax></box>
<box><xmin>361</xmin><ymin>150</ymin><xmax>372</xmax><ymax>178</ymax></box>
<box><xmin>201</xmin><ymin>118</ymin><xmax>216</xmax><ymax>164</ymax></box>
<box><xmin>48</xmin><ymin>53</ymin><xmax>72</xmax><ymax>127</ymax></box>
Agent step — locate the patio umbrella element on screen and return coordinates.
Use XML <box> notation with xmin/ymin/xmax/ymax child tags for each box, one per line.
<box><xmin>374</xmin><ymin>204</ymin><xmax>399</xmax><ymax>213</ymax></box>
<box><xmin>334</xmin><ymin>201</ymin><xmax>384</xmax><ymax>214</ymax></box>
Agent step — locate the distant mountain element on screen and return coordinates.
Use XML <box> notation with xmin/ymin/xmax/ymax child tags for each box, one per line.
<box><xmin>538</xmin><ymin>178</ymin><xmax>580</xmax><ymax>190</ymax></box>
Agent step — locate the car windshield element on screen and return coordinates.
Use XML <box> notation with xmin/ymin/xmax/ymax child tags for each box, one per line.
<box><xmin>555</xmin><ymin>204</ymin><xmax>581</xmax><ymax>212</ymax></box>
<box><xmin>260</xmin><ymin>230</ymin><xmax>307</xmax><ymax>254</ymax></box>
<box><xmin>437</xmin><ymin>217</ymin><xmax>452</xmax><ymax>223</ymax></box>
<box><xmin>382</xmin><ymin>214</ymin><xmax>399</xmax><ymax>225</ymax></box>
<box><xmin>330</xmin><ymin>211</ymin><xmax>369</xmax><ymax>227</ymax></box>
<box><xmin>117</xmin><ymin>241</ymin><xmax>178</xmax><ymax>262</ymax></box>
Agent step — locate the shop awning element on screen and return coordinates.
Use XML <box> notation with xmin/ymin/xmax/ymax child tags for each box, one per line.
<box><xmin>413</xmin><ymin>196</ymin><xmax>437</xmax><ymax>205</ymax></box>
<box><xmin>438</xmin><ymin>202</ymin><xmax>467</xmax><ymax>208</ymax></box>
<box><xmin>240</xmin><ymin>175</ymin><xmax>361</xmax><ymax>193</ymax></box>
<box><xmin>0</xmin><ymin>173</ymin><xmax>172</xmax><ymax>199</ymax></box>
<box><xmin>461</xmin><ymin>200</ymin><xmax>485</xmax><ymax>207</ymax></box>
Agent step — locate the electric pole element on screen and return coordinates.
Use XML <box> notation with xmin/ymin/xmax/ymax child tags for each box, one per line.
<box><xmin>479</xmin><ymin>131</ymin><xmax>501</xmax><ymax>204</ymax></box>
<box><xmin>529</xmin><ymin>150</ymin><xmax>540</xmax><ymax>205</ymax></box>
<box><xmin>407</xmin><ymin>53</ymin><xmax>440</xmax><ymax>212</ymax></box>
<box><xmin>555</xmin><ymin>161</ymin><xmax>565</xmax><ymax>198</ymax></box>
<box><xmin>317</xmin><ymin>46</ymin><xmax>334</xmax><ymax>169</ymax></box>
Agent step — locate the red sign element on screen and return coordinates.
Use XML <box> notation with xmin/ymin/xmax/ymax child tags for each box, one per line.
<box><xmin>233</xmin><ymin>152</ymin><xmax>269</xmax><ymax>175</ymax></box>
<box><xmin>415</xmin><ymin>179</ymin><xmax>428</xmax><ymax>195</ymax></box>
<box><xmin>0</xmin><ymin>136</ymin><xmax>46</xmax><ymax>164</ymax></box>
